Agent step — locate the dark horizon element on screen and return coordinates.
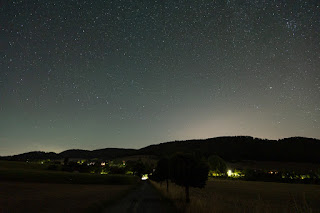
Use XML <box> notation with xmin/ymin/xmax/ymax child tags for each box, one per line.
<box><xmin>2</xmin><ymin>135</ymin><xmax>319</xmax><ymax>157</ymax></box>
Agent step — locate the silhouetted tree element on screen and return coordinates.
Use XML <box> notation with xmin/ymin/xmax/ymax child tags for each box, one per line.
<box><xmin>208</xmin><ymin>155</ymin><xmax>227</xmax><ymax>175</ymax></box>
<box><xmin>170</xmin><ymin>153</ymin><xmax>209</xmax><ymax>203</ymax></box>
<box><xmin>154</xmin><ymin>157</ymin><xmax>170</xmax><ymax>192</ymax></box>
<box><xmin>63</xmin><ymin>157</ymin><xmax>69</xmax><ymax>165</ymax></box>
<box><xmin>132</xmin><ymin>160</ymin><xmax>146</xmax><ymax>177</ymax></box>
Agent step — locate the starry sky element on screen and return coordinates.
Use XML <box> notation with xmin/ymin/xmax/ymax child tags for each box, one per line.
<box><xmin>1</xmin><ymin>0</ymin><xmax>320</xmax><ymax>156</ymax></box>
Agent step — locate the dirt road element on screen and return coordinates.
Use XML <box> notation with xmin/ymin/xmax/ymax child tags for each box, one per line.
<box><xmin>104</xmin><ymin>180</ymin><xmax>177</xmax><ymax>213</ymax></box>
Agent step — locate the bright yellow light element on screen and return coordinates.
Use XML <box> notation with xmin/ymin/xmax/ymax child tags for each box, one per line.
<box><xmin>141</xmin><ymin>174</ymin><xmax>148</xmax><ymax>180</ymax></box>
<box><xmin>227</xmin><ymin>170</ymin><xmax>232</xmax><ymax>177</ymax></box>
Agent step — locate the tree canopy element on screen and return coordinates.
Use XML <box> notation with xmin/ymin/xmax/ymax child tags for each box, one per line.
<box><xmin>153</xmin><ymin>157</ymin><xmax>170</xmax><ymax>192</ymax></box>
<box><xmin>208</xmin><ymin>155</ymin><xmax>227</xmax><ymax>174</ymax></box>
<box><xmin>170</xmin><ymin>153</ymin><xmax>209</xmax><ymax>202</ymax></box>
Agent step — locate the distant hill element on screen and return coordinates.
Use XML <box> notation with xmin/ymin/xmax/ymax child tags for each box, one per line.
<box><xmin>1</xmin><ymin>148</ymin><xmax>137</xmax><ymax>162</ymax></box>
<box><xmin>1</xmin><ymin>136</ymin><xmax>320</xmax><ymax>163</ymax></box>
<box><xmin>137</xmin><ymin>136</ymin><xmax>320</xmax><ymax>163</ymax></box>
<box><xmin>0</xmin><ymin>151</ymin><xmax>60</xmax><ymax>161</ymax></box>
<box><xmin>59</xmin><ymin>148</ymin><xmax>137</xmax><ymax>159</ymax></box>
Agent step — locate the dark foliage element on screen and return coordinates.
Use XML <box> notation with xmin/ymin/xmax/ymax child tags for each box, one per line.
<box><xmin>131</xmin><ymin>160</ymin><xmax>147</xmax><ymax>177</ymax></box>
<box><xmin>153</xmin><ymin>157</ymin><xmax>170</xmax><ymax>192</ymax></box>
<box><xmin>208</xmin><ymin>155</ymin><xmax>227</xmax><ymax>174</ymax></box>
<box><xmin>59</xmin><ymin>148</ymin><xmax>137</xmax><ymax>159</ymax></box>
<box><xmin>138</xmin><ymin>136</ymin><xmax>320</xmax><ymax>163</ymax></box>
<box><xmin>170</xmin><ymin>153</ymin><xmax>209</xmax><ymax>203</ymax></box>
<box><xmin>1</xmin><ymin>151</ymin><xmax>60</xmax><ymax>161</ymax></box>
<box><xmin>2</xmin><ymin>148</ymin><xmax>137</xmax><ymax>162</ymax></box>
<box><xmin>2</xmin><ymin>136</ymin><xmax>320</xmax><ymax>163</ymax></box>
<box><xmin>109</xmin><ymin>166</ymin><xmax>126</xmax><ymax>174</ymax></box>
<box><xmin>90</xmin><ymin>164</ymin><xmax>103</xmax><ymax>174</ymax></box>
<box><xmin>154</xmin><ymin>157</ymin><xmax>170</xmax><ymax>181</ymax></box>
<box><xmin>62</xmin><ymin>162</ymin><xmax>90</xmax><ymax>173</ymax></box>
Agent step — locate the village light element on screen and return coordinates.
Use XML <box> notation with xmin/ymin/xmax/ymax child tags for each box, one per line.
<box><xmin>227</xmin><ymin>170</ymin><xmax>232</xmax><ymax>177</ymax></box>
<box><xmin>141</xmin><ymin>174</ymin><xmax>148</xmax><ymax>180</ymax></box>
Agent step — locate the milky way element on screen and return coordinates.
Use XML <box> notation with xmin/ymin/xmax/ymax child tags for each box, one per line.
<box><xmin>1</xmin><ymin>0</ymin><xmax>319</xmax><ymax>155</ymax></box>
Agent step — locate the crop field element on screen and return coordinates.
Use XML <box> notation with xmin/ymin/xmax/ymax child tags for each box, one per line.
<box><xmin>0</xmin><ymin>160</ymin><xmax>47</xmax><ymax>170</ymax></box>
<box><xmin>0</xmin><ymin>161</ymin><xmax>139</xmax><ymax>213</ymax></box>
<box><xmin>152</xmin><ymin>178</ymin><xmax>320</xmax><ymax>213</ymax></box>
<box><xmin>0</xmin><ymin>181</ymin><xmax>134</xmax><ymax>213</ymax></box>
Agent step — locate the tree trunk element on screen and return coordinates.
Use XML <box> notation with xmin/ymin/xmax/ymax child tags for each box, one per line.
<box><xmin>185</xmin><ymin>185</ymin><xmax>190</xmax><ymax>203</ymax></box>
<box><xmin>166</xmin><ymin>179</ymin><xmax>169</xmax><ymax>193</ymax></box>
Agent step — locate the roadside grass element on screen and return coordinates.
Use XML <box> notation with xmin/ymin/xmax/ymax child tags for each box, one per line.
<box><xmin>151</xmin><ymin>178</ymin><xmax>320</xmax><ymax>213</ymax></box>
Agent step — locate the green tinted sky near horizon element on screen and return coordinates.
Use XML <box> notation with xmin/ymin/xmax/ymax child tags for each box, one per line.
<box><xmin>1</xmin><ymin>0</ymin><xmax>319</xmax><ymax>155</ymax></box>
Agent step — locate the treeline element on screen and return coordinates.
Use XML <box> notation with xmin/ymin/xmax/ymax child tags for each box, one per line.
<box><xmin>2</xmin><ymin>136</ymin><xmax>320</xmax><ymax>163</ymax></box>
<box><xmin>48</xmin><ymin>158</ymin><xmax>153</xmax><ymax>177</ymax></box>
<box><xmin>1</xmin><ymin>148</ymin><xmax>136</xmax><ymax>161</ymax></box>
<box><xmin>242</xmin><ymin>168</ymin><xmax>320</xmax><ymax>184</ymax></box>
<box><xmin>140</xmin><ymin>136</ymin><xmax>320</xmax><ymax>163</ymax></box>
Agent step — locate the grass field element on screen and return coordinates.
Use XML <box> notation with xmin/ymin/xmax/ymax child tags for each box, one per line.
<box><xmin>0</xmin><ymin>181</ymin><xmax>135</xmax><ymax>213</ymax></box>
<box><xmin>0</xmin><ymin>160</ymin><xmax>140</xmax><ymax>212</ymax></box>
<box><xmin>152</xmin><ymin>178</ymin><xmax>320</xmax><ymax>213</ymax></box>
<box><xmin>0</xmin><ymin>160</ymin><xmax>47</xmax><ymax>170</ymax></box>
<box><xmin>0</xmin><ymin>160</ymin><xmax>138</xmax><ymax>185</ymax></box>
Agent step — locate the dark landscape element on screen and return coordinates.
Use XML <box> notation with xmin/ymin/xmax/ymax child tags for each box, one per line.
<box><xmin>1</xmin><ymin>0</ymin><xmax>320</xmax><ymax>212</ymax></box>
<box><xmin>2</xmin><ymin>136</ymin><xmax>320</xmax><ymax>163</ymax></box>
<box><xmin>1</xmin><ymin>136</ymin><xmax>320</xmax><ymax>212</ymax></box>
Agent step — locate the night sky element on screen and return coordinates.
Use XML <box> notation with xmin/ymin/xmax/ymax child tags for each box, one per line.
<box><xmin>1</xmin><ymin>0</ymin><xmax>320</xmax><ymax>155</ymax></box>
